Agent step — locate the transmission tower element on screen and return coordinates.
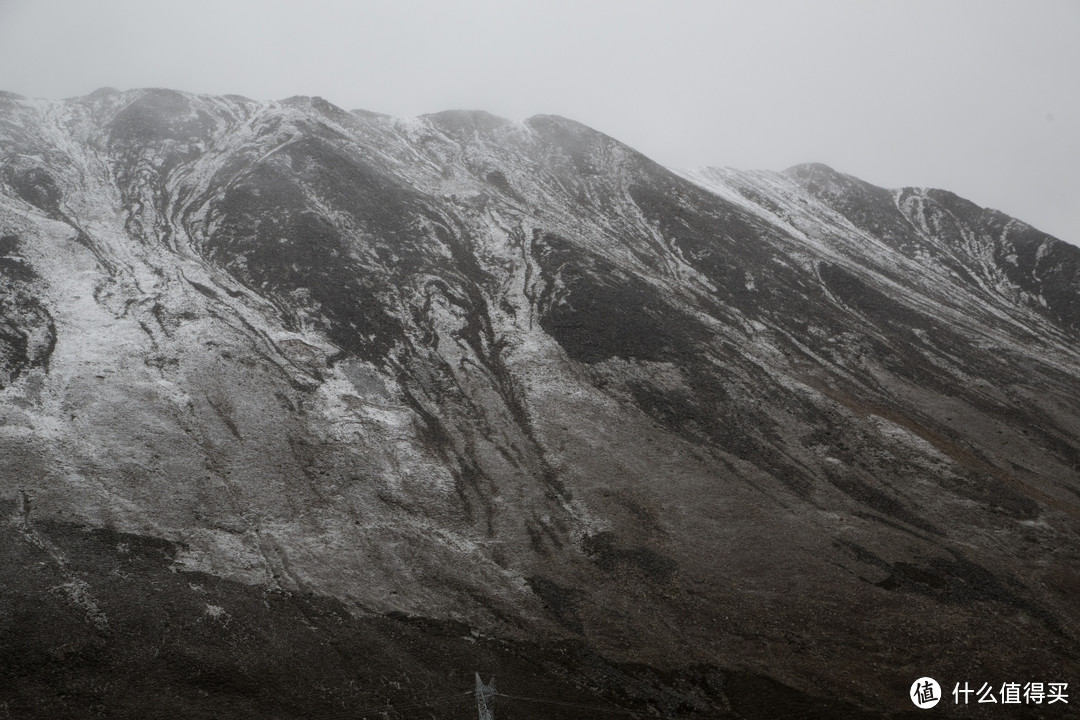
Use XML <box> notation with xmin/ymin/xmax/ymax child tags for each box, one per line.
<box><xmin>475</xmin><ymin>672</ymin><xmax>496</xmax><ymax>720</ymax></box>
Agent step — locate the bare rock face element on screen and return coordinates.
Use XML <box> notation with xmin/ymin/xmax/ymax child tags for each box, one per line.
<box><xmin>1</xmin><ymin>89</ymin><xmax>1078</xmax><ymax>718</ymax></box>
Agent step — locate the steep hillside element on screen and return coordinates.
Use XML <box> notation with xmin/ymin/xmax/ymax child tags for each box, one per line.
<box><xmin>1</xmin><ymin>88</ymin><xmax>1078</xmax><ymax>718</ymax></box>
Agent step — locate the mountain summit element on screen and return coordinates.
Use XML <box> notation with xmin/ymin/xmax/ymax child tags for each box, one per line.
<box><xmin>2</xmin><ymin>88</ymin><xmax>1078</xmax><ymax>718</ymax></box>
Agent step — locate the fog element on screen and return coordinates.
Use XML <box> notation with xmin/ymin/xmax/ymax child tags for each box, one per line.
<box><xmin>1</xmin><ymin>0</ymin><xmax>1076</xmax><ymax>243</ymax></box>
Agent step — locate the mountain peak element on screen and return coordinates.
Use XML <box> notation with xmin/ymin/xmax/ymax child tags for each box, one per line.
<box><xmin>421</xmin><ymin>108</ymin><xmax>518</xmax><ymax>136</ymax></box>
<box><xmin>1</xmin><ymin>88</ymin><xmax>1078</xmax><ymax>718</ymax></box>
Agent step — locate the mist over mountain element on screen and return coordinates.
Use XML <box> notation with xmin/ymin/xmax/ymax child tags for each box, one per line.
<box><xmin>1</xmin><ymin>88</ymin><xmax>1078</xmax><ymax>718</ymax></box>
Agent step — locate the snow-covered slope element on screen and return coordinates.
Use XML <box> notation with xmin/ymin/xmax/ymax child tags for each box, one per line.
<box><xmin>2</xmin><ymin>88</ymin><xmax>1078</xmax><ymax>718</ymax></box>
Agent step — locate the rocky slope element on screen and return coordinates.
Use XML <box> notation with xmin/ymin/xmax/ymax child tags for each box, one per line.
<box><xmin>1</xmin><ymin>88</ymin><xmax>1078</xmax><ymax>718</ymax></box>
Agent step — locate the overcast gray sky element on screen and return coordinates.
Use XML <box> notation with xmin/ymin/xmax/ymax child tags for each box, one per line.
<box><xmin>1</xmin><ymin>0</ymin><xmax>1077</xmax><ymax>243</ymax></box>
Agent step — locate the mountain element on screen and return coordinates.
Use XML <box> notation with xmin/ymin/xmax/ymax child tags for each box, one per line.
<box><xmin>1</xmin><ymin>88</ymin><xmax>1078</xmax><ymax>718</ymax></box>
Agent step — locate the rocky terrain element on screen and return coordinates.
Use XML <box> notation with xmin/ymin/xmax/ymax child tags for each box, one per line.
<box><xmin>1</xmin><ymin>88</ymin><xmax>1078</xmax><ymax>718</ymax></box>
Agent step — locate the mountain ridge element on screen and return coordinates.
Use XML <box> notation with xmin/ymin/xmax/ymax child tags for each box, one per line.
<box><xmin>1</xmin><ymin>87</ymin><xmax>1078</xmax><ymax>718</ymax></box>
